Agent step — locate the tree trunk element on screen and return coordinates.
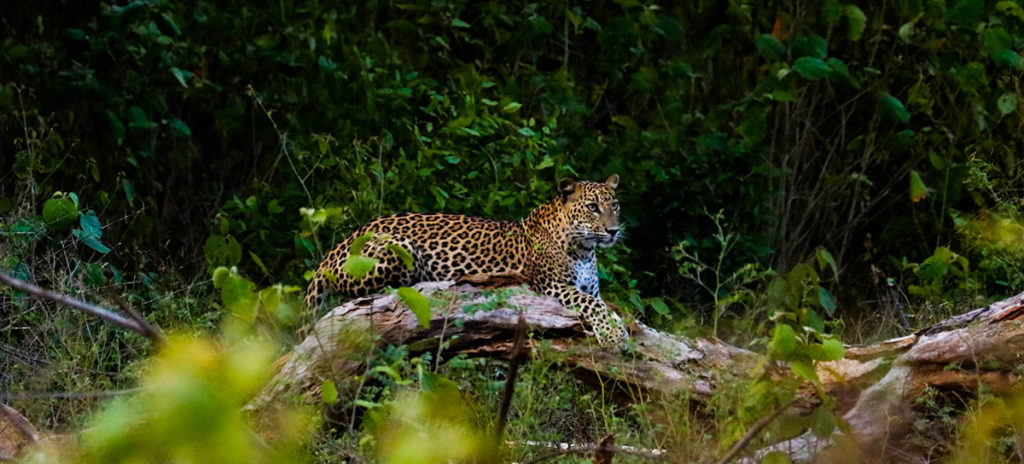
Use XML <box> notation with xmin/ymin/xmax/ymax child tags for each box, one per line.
<box><xmin>250</xmin><ymin>279</ymin><xmax>1024</xmax><ymax>463</ymax></box>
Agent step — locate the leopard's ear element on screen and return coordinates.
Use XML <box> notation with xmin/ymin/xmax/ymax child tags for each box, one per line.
<box><xmin>605</xmin><ymin>174</ymin><xmax>619</xmax><ymax>189</ymax></box>
<box><xmin>558</xmin><ymin>178</ymin><xmax>578</xmax><ymax>202</ymax></box>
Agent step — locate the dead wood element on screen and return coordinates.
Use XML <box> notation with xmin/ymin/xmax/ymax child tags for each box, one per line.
<box><xmin>0</xmin><ymin>403</ymin><xmax>38</xmax><ymax>460</ymax></box>
<box><xmin>753</xmin><ymin>291</ymin><xmax>1024</xmax><ymax>463</ymax></box>
<box><xmin>249</xmin><ymin>278</ymin><xmax>756</xmax><ymax>413</ymax></box>
<box><xmin>251</xmin><ymin>278</ymin><xmax>1024</xmax><ymax>463</ymax></box>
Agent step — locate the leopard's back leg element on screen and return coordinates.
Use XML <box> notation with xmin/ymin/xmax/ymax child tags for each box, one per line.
<box><xmin>305</xmin><ymin>234</ymin><xmax>421</xmax><ymax>311</ymax></box>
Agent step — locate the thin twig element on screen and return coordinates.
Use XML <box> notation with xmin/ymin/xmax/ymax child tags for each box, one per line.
<box><xmin>0</xmin><ymin>271</ymin><xmax>160</xmax><ymax>342</ymax></box>
<box><xmin>110</xmin><ymin>291</ymin><xmax>164</xmax><ymax>344</ymax></box>
<box><xmin>521</xmin><ymin>443</ymin><xmax>672</xmax><ymax>464</ymax></box>
<box><xmin>712</xmin><ymin>397</ymin><xmax>800</xmax><ymax>464</ymax></box>
<box><xmin>0</xmin><ymin>387</ymin><xmax>145</xmax><ymax>402</ymax></box>
<box><xmin>489</xmin><ymin>314</ymin><xmax>528</xmax><ymax>464</ymax></box>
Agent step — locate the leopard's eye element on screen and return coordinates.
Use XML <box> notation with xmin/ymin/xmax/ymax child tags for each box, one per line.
<box><xmin>587</xmin><ymin>203</ymin><xmax>600</xmax><ymax>213</ymax></box>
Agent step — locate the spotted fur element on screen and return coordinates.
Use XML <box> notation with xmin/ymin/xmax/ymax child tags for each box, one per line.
<box><xmin>305</xmin><ymin>175</ymin><xmax>628</xmax><ymax>345</ymax></box>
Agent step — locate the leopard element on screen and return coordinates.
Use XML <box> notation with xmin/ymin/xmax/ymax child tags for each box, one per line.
<box><xmin>305</xmin><ymin>175</ymin><xmax>629</xmax><ymax>346</ymax></box>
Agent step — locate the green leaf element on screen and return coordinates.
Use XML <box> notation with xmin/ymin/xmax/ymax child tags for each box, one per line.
<box><xmin>127</xmin><ymin>106</ymin><xmax>158</xmax><ymax>131</ymax></box>
<box><xmin>755</xmin><ymin>34</ymin><xmax>785</xmax><ymax>60</ymax></box>
<box><xmin>945</xmin><ymin>0</ymin><xmax>984</xmax><ymax>25</ymax></box>
<box><xmin>792</xmin><ymin>57</ymin><xmax>831</xmax><ymax>79</ymax></box>
<box><xmin>890</xmin><ymin>130</ymin><xmax>916</xmax><ymax>153</ymax></box>
<box><xmin>821</xmin><ymin>337</ymin><xmax>845</xmax><ymax>361</ymax></box>
<box><xmin>844</xmin><ymin>5</ymin><xmax>867</xmax><ymax>41</ymax></box>
<box><xmin>122</xmin><ymin>179</ymin><xmax>135</xmax><ymax>206</ymax></box>
<box><xmin>341</xmin><ymin>255</ymin><xmax>378</xmax><ymax>280</ymax></box>
<box><xmin>42</xmin><ymin>197</ymin><xmax>79</xmax><ymax>231</ymax></box>
<box><xmin>220</xmin><ymin>272</ymin><xmax>258</xmax><ymax>322</ymax></box>
<box><xmin>792</xmin><ymin>35</ymin><xmax>827</xmax><ymax>59</ymax></box>
<box><xmin>878</xmin><ymin>92</ymin><xmax>910</xmax><ymax>122</ymax></box>
<box><xmin>980</xmin><ymin>27</ymin><xmax>1012</xmax><ymax>56</ymax></box>
<box><xmin>909</xmin><ymin>170</ymin><xmax>928</xmax><ymax>202</ymax></box>
<box><xmin>420</xmin><ymin>370</ymin><xmax>459</xmax><ymax>394</ymax></box>
<box><xmin>917</xmin><ymin>247</ymin><xmax>953</xmax><ymax>282</ymax></box>
<box><xmin>397</xmin><ymin>286</ymin><xmax>431</xmax><ymax>328</ymax></box>
<box><xmin>739</xmin><ymin>104</ymin><xmax>767</xmax><ymax>143</ymax></box>
<box><xmin>768</xmin><ymin>90</ymin><xmax>796</xmax><ymax>101</ymax></box>
<box><xmin>802</xmin><ymin>310</ymin><xmax>823</xmax><ymax>336</ymax></box>
<box><xmin>73</xmin><ymin>229</ymin><xmax>112</xmax><ymax>254</ymax></box>
<box><xmin>998</xmin><ymin>93</ymin><xmax>1018</xmax><ymax>115</ymax></box>
<box><xmin>822</xmin><ymin>0</ymin><xmax>843</xmax><ymax>23</ymax></box>
<box><xmin>212</xmin><ymin>266</ymin><xmax>230</xmax><ymax>288</ymax></box>
<box><xmin>761</xmin><ymin>451</ymin><xmax>794</xmax><ymax>464</ymax></box>
<box><xmin>105</xmin><ymin>110</ymin><xmax>125</xmax><ymax>145</ymax></box>
<box><xmin>451</xmin><ymin>18</ymin><xmax>470</xmax><ymax>28</ymax></box>
<box><xmin>817</xmin><ymin>286</ymin><xmax>837</xmax><ymax>317</ymax></box>
<box><xmin>321</xmin><ymin>379</ymin><xmax>339</xmax><ymax>405</ymax></box>
<box><xmin>169</xmin><ymin>118</ymin><xmax>191</xmax><ymax>138</ymax></box>
<box><xmin>79</xmin><ymin>210</ymin><xmax>103</xmax><ymax>238</ymax></box>
<box><xmin>790</xmin><ymin>360</ymin><xmax>818</xmax><ymax>383</ymax></box>
<box><xmin>772</xmin><ymin>324</ymin><xmax>797</xmax><ymax>358</ymax></box>
<box><xmin>350</xmin><ymin>232</ymin><xmax>374</xmax><ymax>256</ymax></box>
<box><xmin>81</xmin><ymin>262</ymin><xmax>106</xmax><ymax>287</ymax></box>
<box><xmin>898</xmin><ymin>21</ymin><xmax>916</xmax><ymax>43</ymax></box>
<box><xmin>386</xmin><ymin>243</ymin><xmax>415</xmax><ymax>270</ymax></box>
<box><xmin>517</xmin><ymin>127</ymin><xmax>536</xmax><ymax>137</ymax></box>
<box><xmin>318</xmin><ymin>55</ymin><xmax>337</xmax><ymax>73</ymax></box>
<box><xmin>997</xmin><ymin>1</ymin><xmax>1024</xmax><ymax>22</ymax></box>
<box><xmin>249</xmin><ymin>251</ymin><xmax>269</xmax><ymax>276</ymax></box>
<box><xmin>204</xmin><ymin>234</ymin><xmax>243</xmax><ymax>266</ymax></box>
<box><xmin>826</xmin><ymin>58</ymin><xmax>849</xmax><ymax>80</ymax></box>
<box><xmin>993</xmin><ymin>49</ymin><xmax>1023</xmax><ymax>69</ymax></box>
<box><xmin>170</xmin><ymin>67</ymin><xmax>192</xmax><ymax>87</ymax></box>
<box><xmin>810</xmin><ymin>406</ymin><xmax>838</xmax><ymax>438</ymax></box>
<box><xmin>815</xmin><ymin>248</ymin><xmax>838</xmax><ymax>280</ymax></box>
<box><xmin>649</xmin><ymin>297</ymin><xmax>670</xmax><ymax>315</ymax></box>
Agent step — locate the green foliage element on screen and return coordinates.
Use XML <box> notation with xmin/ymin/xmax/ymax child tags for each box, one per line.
<box><xmin>41</xmin><ymin>193</ymin><xmax>79</xmax><ymax>231</ymax></box>
<box><xmin>25</xmin><ymin>336</ymin><xmax>315</xmax><ymax>464</ymax></box>
<box><xmin>900</xmin><ymin>246</ymin><xmax>982</xmax><ymax>303</ymax></box>
<box><xmin>5</xmin><ymin>0</ymin><xmax>1024</xmax><ymax>317</ymax></box>
<box><xmin>211</xmin><ymin>266</ymin><xmax>304</xmax><ymax>330</ymax></box>
<box><xmin>363</xmin><ymin>388</ymin><xmax>489</xmax><ymax>464</ymax></box>
<box><xmin>6</xmin><ymin>1</ymin><xmax>1024</xmax><ymax>462</ymax></box>
<box><xmin>764</xmin><ymin>260</ymin><xmax>844</xmax><ymax>380</ymax></box>
<box><xmin>672</xmin><ymin>209</ymin><xmax>771</xmax><ymax>337</ymax></box>
<box><xmin>396</xmin><ymin>287</ymin><xmax>431</xmax><ymax>328</ymax></box>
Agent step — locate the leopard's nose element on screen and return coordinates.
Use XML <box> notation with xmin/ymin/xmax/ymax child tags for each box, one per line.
<box><xmin>606</xmin><ymin>228</ymin><xmax>619</xmax><ymax>238</ymax></box>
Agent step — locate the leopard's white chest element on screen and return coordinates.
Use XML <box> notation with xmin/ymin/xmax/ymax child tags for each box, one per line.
<box><xmin>571</xmin><ymin>249</ymin><xmax>601</xmax><ymax>297</ymax></box>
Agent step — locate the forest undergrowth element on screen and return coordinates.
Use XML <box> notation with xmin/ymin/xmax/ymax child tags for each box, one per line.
<box><xmin>5</xmin><ymin>0</ymin><xmax>1024</xmax><ymax>462</ymax></box>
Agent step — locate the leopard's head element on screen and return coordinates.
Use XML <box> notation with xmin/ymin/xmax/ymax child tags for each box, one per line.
<box><xmin>558</xmin><ymin>175</ymin><xmax>622</xmax><ymax>248</ymax></box>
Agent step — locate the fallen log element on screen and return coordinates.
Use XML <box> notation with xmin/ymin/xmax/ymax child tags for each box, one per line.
<box><xmin>0</xmin><ymin>403</ymin><xmax>39</xmax><ymax>460</ymax></box>
<box><xmin>249</xmin><ymin>278</ymin><xmax>757</xmax><ymax>413</ymax></box>
<box><xmin>250</xmin><ymin>279</ymin><xmax>1024</xmax><ymax>463</ymax></box>
<box><xmin>752</xmin><ymin>291</ymin><xmax>1024</xmax><ymax>463</ymax></box>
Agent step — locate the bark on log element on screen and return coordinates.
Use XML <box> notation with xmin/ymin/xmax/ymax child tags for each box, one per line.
<box><xmin>752</xmin><ymin>291</ymin><xmax>1024</xmax><ymax>463</ymax></box>
<box><xmin>249</xmin><ymin>279</ymin><xmax>756</xmax><ymax>413</ymax></box>
<box><xmin>251</xmin><ymin>279</ymin><xmax>1024</xmax><ymax>463</ymax></box>
<box><xmin>0</xmin><ymin>403</ymin><xmax>39</xmax><ymax>460</ymax></box>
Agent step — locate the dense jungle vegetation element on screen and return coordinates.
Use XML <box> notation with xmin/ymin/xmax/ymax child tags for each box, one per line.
<box><xmin>3</xmin><ymin>0</ymin><xmax>1024</xmax><ymax>462</ymax></box>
